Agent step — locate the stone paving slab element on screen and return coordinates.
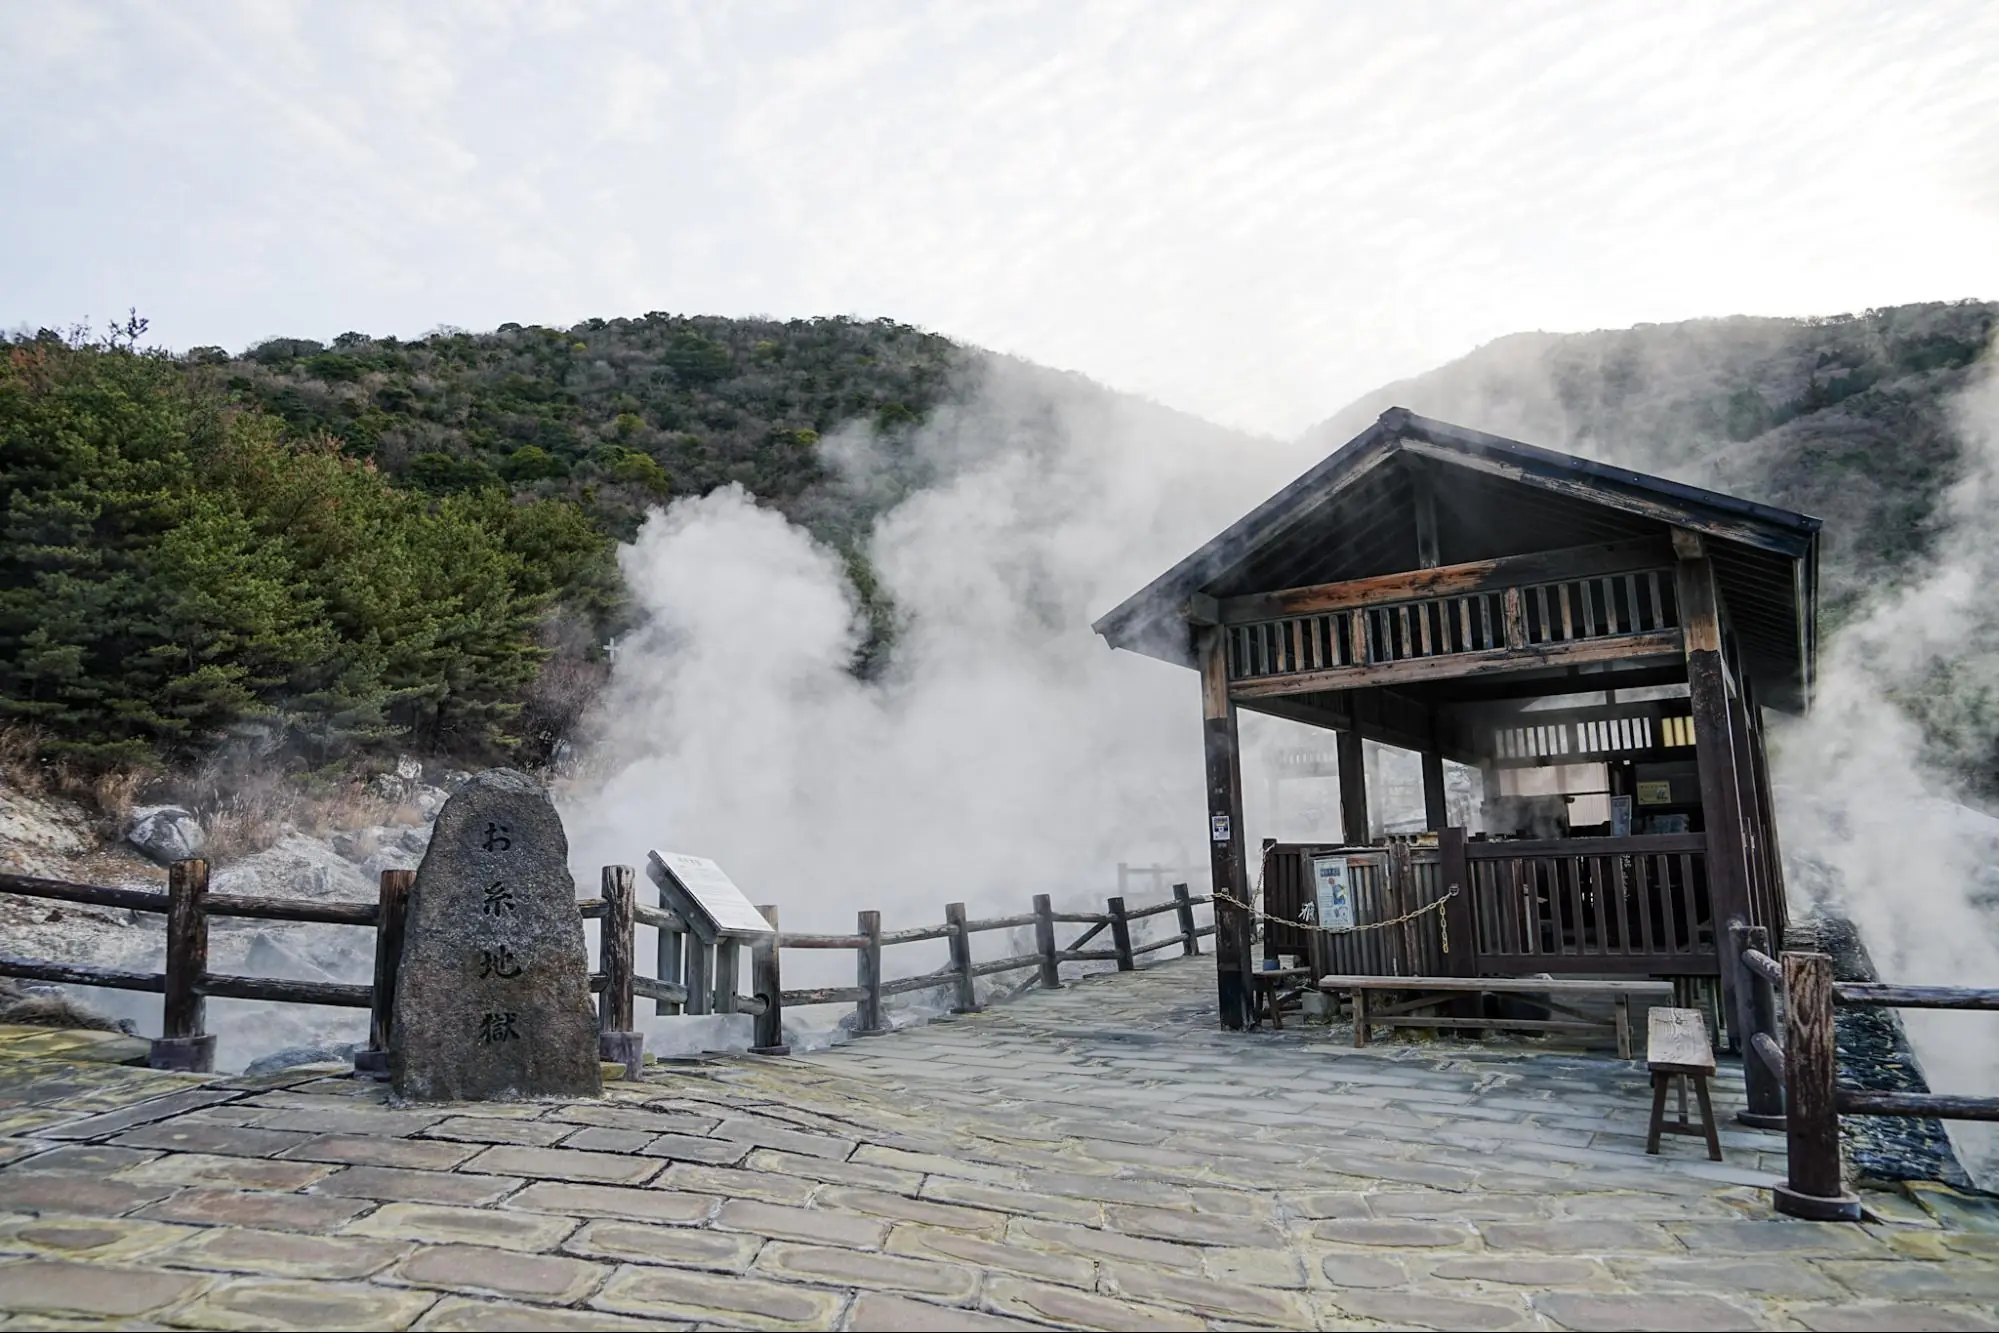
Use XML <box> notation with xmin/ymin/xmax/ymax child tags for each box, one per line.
<box><xmin>0</xmin><ymin>956</ymin><xmax>1994</xmax><ymax>1329</ymax></box>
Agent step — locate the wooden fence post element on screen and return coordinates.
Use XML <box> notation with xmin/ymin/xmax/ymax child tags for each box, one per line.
<box><xmin>1438</xmin><ymin>826</ymin><xmax>1477</xmax><ymax>988</ymax></box>
<box><xmin>1730</xmin><ymin>922</ymin><xmax>1784</xmax><ymax>1128</ymax></box>
<box><xmin>1173</xmin><ymin>884</ymin><xmax>1200</xmax><ymax>956</ymax></box>
<box><xmin>656</xmin><ymin>882</ymin><xmax>684</xmax><ymax>1017</ymax></box>
<box><xmin>150</xmin><ymin>858</ymin><xmax>215</xmax><ymax>1073</ymax></box>
<box><xmin>683</xmin><ymin>934</ymin><xmax>713</xmax><ymax>1017</ymax></box>
<box><xmin>597</xmin><ymin>866</ymin><xmax>643</xmax><ymax>1079</ymax></box>
<box><xmin>946</xmin><ymin>901</ymin><xmax>981</xmax><ymax>1014</ymax></box>
<box><xmin>1775</xmin><ymin>951</ymin><xmax>1859</xmax><ymax>1220</ymax></box>
<box><xmin>855</xmin><ymin>910</ymin><xmax>886</xmax><ymax>1034</ymax></box>
<box><xmin>715</xmin><ymin>941</ymin><xmax>740</xmax><ymax>1016</ymax></box>
<box><xmin>1033</xmin><ymin>894</ymin><xmax>1060</xmax><ymax>989</ymax></box>
<box><xmin>356</xmin><ymin>868</ymin><xmax>412</xmax><ymax>1078</ymax></box>
<box><xmin>750</xmin><ymin>904</ymin><xmax>787</xmax><ymax>1055</ymax></box>
<box><xmin>1108</xmin><ymin>896</ymin><xmax>1135</xmax><ymax>971</ymax></box>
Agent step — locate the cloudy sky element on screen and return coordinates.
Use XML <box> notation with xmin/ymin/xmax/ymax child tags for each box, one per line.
<box><xmin>4</xmin><ymin>1</ymin><xmax>1996</xmax><ymax>436</ymax></box>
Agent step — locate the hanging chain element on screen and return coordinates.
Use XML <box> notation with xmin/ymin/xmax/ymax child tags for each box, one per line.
<box><xmin>1215</xmin><ymin>881</ymin><xmax>1461</xmax><ymax>954</ymax></box>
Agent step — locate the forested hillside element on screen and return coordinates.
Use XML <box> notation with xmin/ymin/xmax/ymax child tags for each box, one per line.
<box><xmin>0</xmin><ymin>313</ymin><xmax>970</xmax><ymax>782</ymax></box>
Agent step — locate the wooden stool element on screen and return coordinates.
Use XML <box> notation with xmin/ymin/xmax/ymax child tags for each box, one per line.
<box><xmin>1645</xmin><ymin>1006</ymin><xmax>1722</xmax><ymax>1161</ymax></box>
<box><xmin>1250</xmin><ymin>967</ymin><xmax>1310</xmax><ymax>1030</ymax></box>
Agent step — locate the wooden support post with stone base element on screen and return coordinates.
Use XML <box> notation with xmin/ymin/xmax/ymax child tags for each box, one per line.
<box><xmin>1198</xmin><ymin>625</ymin><xmax>1255</xmax><ymax>1030</ymax></box>
<box><xmin>150</xmin><ymin>859</ymin><xmax>215</xmax><ymax>1073</ymax></box>
<box><xmin>854</xmin><ymin>909</ymin><xmax>888</xmax><ymax>1034</ymax></box>
<box><xmin>1108</xmin><ymin>897</ymin><xmax>1135</xmax><ymax>971</ymax></box>
<box><xmin>946</xmin><ymin>901</ymin><xmax>981</xmax><ymax>1014</ymax></box>
<box><xmin>597</xmin><ymin>865</ymin><xmax>644</xmax><ymax>1080</ymax></box>
<box><xmin>1728</xmin><ymin>920</ymin><xmax>1786</xmax><ymax>1130</ymax></box>
<box><xmin>1034</xmin><ymin>894</ymin><xmax>1061</xmax><ymax>988</ymax></box>
<box><xmin>354</xmin><ymin>869</ymin><xmax>413</xmax><ymax>1079</ymax></box>
<box><xmin>1173</xmin><ymin>884</ymin><xmax>1201</xmax><ymax>957</ymax></box>
<box><xmin>1775</xmin><ymin>950</ymin><xmax>1861</xmax><ymax>1221</ymax></box>
<box><xmin>749</xmin><ymin>904</ymin><xmax>788</xmax><ymax>1055</ymax></box>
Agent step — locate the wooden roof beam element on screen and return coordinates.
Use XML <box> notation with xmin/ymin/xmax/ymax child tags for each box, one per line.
<box><xmin>1219</xmin><ymin>536</ymin><xmax>1672</xmax><ymax>626</ymax></box>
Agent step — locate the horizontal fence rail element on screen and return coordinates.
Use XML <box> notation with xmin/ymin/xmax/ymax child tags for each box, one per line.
<box><xmin>743</xmin><ymin>884</ymin><xmax>1216</xmax><ymax>1040</ymax></box>
<box><xmin>2</xmin><ymin>860</ymin><xmax>1217</xmax><ymax>1077</ymax></box>
<box><xmin>1725</xmin><ymin>920</ymin><xmax>1999</xmax><ymax>1222</ymax></box>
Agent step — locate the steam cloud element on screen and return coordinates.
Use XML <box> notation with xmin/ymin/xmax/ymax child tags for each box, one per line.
<box><xmin>561</xmin><ymin>359</ymin><xmax>1308</xmax><ymax>950</ymax></box>
<box><xmin>1770</xmin><ymin>348</ymin><xmax>1999</xmax><ymax>1187</ymax></box>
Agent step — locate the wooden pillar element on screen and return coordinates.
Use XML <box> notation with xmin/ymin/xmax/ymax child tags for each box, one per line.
<box><xmin>1421</xmin><ymin>751</ymin><xmax>1448</xmax><ymax>831</ymax></box>
<box><xmin>656</xmin><ymin>881</ymin><xmax>684</xmax><ymax>1017</ymax></box>
<box><xmin>945</xmin><ymin>901</ymin><xmax>980</xmax><ymax>1014</ymax></box>
<box><xmin>1198</xmin><ymin>625</ymin><xmax>1254</xmax><ymax>1031</ymax></box>
<box><xmin>855</xmin><ymin>909</ymin><xmax>886</xmax><ymax>1034</ymax></box>
<box><xmin>598</xmin><ymin>866</ymin><xmax>636</xmax><ymax>1035</ymax></box>
<box><xmin>1033</xmin><ymin>893</ymin><xmax>1061</xmax><ymax>987</ymax></box>
<box><xmin>1775</xmin><ymin>950</ymin><xmax>1860</xmax><ymax>1220</ymax></box>
<box><xmin>1743</xmin><ymin>675</ymin><xmax>1790</xmax><ymax>948</ymax></box>
<box><xmin>1728</xmin><ymin>921</ymin><xmax>1784</xmax><ymax>1128</ymax></box>
<box><xmin>1336</xmin><ymin>728</ymin><xmax>1369</xmax><ymax>846</ymax></box>
<box><xmin>365</xmin><ymin>868</ymin><xmax>412</xmax><ymax>1060</ymax></box>
<box><xmin>151</xmin><ymin>858</ymin><xmax>215</xmax><ymax>1073</ymax></box>
<box><xmin>1108</xmin><ymin>897</ymin><xmax>1135</xmax><ymax>971</ymax></box>
<box><xmin>1438</xmin><ymin>826</ymin><xmax>1477</xmax><ymax>980</ymax></box>
<box><xmin>749</xmin><ymin>905</ymin><xmax>788</xmax><ymax>1055</ymax></box>
<box><xmin>1726</xmin><ymin>687</ymin><xmax>1768</xmax><ymax>940</ymax></box>
<box><xmin>1173</xmin><ymin>883</ymin><xmax>1200</xmax><ymax>956</ymax></box>
<box><xmin>1673</xmin><ymin>533</ymin><xmax>1752</xmax><ymax>993</ymax></box>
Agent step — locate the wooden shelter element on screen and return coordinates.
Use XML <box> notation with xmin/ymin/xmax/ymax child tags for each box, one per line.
<box><xmin>1093</xmin><ymin>409</ymin><xmax>1820</xmax><ymax>1031</ymax></box>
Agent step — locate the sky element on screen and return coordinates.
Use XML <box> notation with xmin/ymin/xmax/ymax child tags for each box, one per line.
<box><xmin>4</xmin><ymin>1</ymin><xmax>1997</xmax><ymax>437</ymax></box>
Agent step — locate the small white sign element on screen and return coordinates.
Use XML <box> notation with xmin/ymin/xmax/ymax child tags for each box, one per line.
<box><xmin>650</xmin><ymin>852</ymin><xmax>774</xmax><ymax>938</ymax></box>
<box><xmin>1311</xmin><ymin>855</ymin><xmax>1356</xmax><ymax>931</ymax></box>
<box><xmin>1210</xmin><ymin>815</ymin><xmax>1232</xmax><ymax>843</ymax></box>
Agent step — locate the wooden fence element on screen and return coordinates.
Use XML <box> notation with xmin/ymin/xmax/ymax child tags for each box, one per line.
<box><xmin>1725</xmin><ymin>921</ymin><xmax>1999</xmax><ymax>1221</ymax></box>
<box><xmin>0</xmin><ymin>863</ymin><xmax>1213</xmax><ymax>1072</ymax></box>
<box><xmin>638</xmin><ymin>883</ymin><xmax>1215</xmax><ymax>1054</ymax></box>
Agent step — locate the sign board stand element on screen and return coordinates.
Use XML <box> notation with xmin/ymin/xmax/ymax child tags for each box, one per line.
<box><xmin>646</xmin><ymin>851</ymin><xmax>776</xmax><ymax>1025</ymax></box>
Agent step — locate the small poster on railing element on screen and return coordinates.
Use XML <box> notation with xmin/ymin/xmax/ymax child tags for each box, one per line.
<box><xmin>1310</xmin><ymin>855</ymin><xmax>1356</xmax><ymax>931</ymax></box>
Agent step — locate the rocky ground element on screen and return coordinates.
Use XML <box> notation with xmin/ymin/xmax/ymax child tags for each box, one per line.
<box><xmin>0</xmin><ymin>774</ymin><xmax>452</xmax><ymax>1071</ymax></box>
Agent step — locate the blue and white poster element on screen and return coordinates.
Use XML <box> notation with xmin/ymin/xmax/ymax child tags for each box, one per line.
<box><xmin>1310</xmin><ymin>855</ymin><xmax>1355</xmax><ymax>931</ymax></box>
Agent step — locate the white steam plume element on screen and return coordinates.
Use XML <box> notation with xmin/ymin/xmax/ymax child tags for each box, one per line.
<box><xmin>561</xmin><ymin>359</ymin><xmax>1307</xmax><ymax>958</ymax></box>
<box><xmin>1770</xmin><ymin>344</ymin><xmax>1999</xmax><ymax>1187</ymax></box>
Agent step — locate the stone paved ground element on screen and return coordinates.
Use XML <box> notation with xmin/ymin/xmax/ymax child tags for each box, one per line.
<box><xmin>0</xmin><ymin>957</ymin><xmax>1994</xmax><ymax>1331</ymax></box>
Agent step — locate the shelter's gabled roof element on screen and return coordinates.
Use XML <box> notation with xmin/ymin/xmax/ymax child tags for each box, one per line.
<box><xmin>1093</xmin><ymin>408</ymin><xmax>1822</xmax><ymax>713</ymax></box>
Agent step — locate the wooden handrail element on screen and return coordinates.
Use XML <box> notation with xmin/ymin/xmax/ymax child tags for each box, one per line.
<box><xmin>1464</xmin><ymin>832</ymin><xmax>1707</xmax><ymax>858</ymax></box>
<box><xmin>1833</xmin><ymin>982</ymin><xmax>1999</xmax><ymax>1010</ymax></box>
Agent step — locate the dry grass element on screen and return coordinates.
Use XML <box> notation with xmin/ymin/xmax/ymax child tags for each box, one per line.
<box><xmin>0</xmin><ymin>724</ymin><xmax>158</xmax><ymax>838</ymax></box>
<box><xmin>0</xmin><ymin>978</ymin><xmax>125</xmax><ymax>1033</ymax></box>
<box><xmin>2</xmin><ymin>721</ymin><xmax>439</xmax><ymax>863</ymax></box>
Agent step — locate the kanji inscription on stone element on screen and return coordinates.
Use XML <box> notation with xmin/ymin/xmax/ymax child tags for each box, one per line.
<box><xmin>390</xmin><ymin>769</ymin><xmax>602</xmax><ymax>1102</ymax></box>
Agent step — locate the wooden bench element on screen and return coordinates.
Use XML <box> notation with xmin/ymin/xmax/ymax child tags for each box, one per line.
<box><xmin>1249</xmin><ymin>966</ymin><xmax>1312</xmax><ymax>1030</ymax></box>
<box><xmin>1314</xmin><ymin>975</ymin><xmax>1675</xmax><ymax>1058</ymax></box>
<box><xmin>1645</xmin><ymin>1006</ymin><xmax>1722</xmax><ymax>1161</ymax></box>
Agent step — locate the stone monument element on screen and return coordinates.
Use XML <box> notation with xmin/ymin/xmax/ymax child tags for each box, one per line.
<box><xmin>390</xmin><ymin>769</ymin><xmax>602</xmax><ymax>1102</ymax></box>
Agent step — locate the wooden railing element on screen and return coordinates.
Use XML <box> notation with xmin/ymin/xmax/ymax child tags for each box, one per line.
<box><xmin>1726</xmin><ymin>922</ymin><xmax>1999</xmax><ymax>1221</ymax></box>
<box><xmin>1</xmin><ymin>863</ymin><xmax>1213</xmax><ymax>1072</ymax></box>
<box><xmin>1225</xmin><ymin>566</ymin><xmax>1680</xmax><ymax>686</ymax></box>
<box><xmin>632</xmin><ymin>883</ymin><xmax>1215</xmax><ymax>1052</ymax></box>
<box><xmin>1463</xmin><ymin>834</ymin><xmax>1715</xmax><ymax>974</ymax></box>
